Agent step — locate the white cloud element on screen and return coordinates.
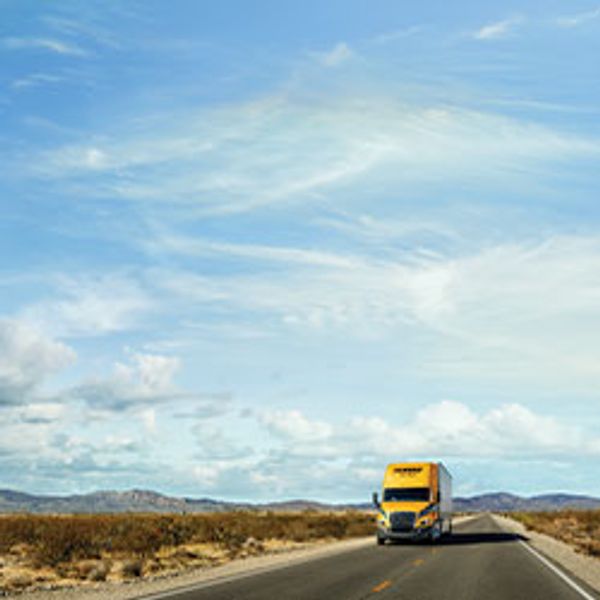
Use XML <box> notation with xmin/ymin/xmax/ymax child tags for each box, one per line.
<box><xmin>11</xmin><ymin>73</ymin><xmax>64</xmax><ymax>90</ymax></box>
<box><xmin>2</xmin><ymin>36</ymin><xmax>87</xmax><ymax>56</ymax></box>
<box><xmin>68</xmin><ymin>351</ymin><xmax>228</xmax><ymax>415</ymax></box>
<box><xmin>312</xmin><ymin>42</ymin><xmax>354</xmax><ymax>67</ymax></box>
<box><xmin>17</xmin><ymin>403</ymin><xmax>66</xmax><ymax>423</ymax></box>
<box><xmin>148</xmin><ymin>234</ymin><xmax>360</xmax><ymax>269</ymax></box>
<box><xmin>32</xmin><ymin>94</ymin><xmax>597</xmax><ymax>215</ymax></box>
<box><xmin>193</xmin><ymin>422</ymin><xmax>252</xmax><ymax>460</ymax></box>
<box><xmin>70</xmin><ymin>352</ymin><xmax>181</xmax><ymax>411</ymax></box>
<box><xmin>0</xmin><ymin>319</ymin><xmax>75</xmax><ymax>406</ymax></box>
<box><xmin>140</xmin><ymin>408</ymin><xmax>157</xmax><ymax>433</ymax></box>
<box><xmin>151</xmin><ymin>234</ymin><xmax>600</xmax><ymax>387</ymax></box>
<box><xmin>473</xmin><ymin>17</ymin><xmax>522</xmax><ymax>40</ymax></box>
<box><xmin>42</xmin><ymin>15</ymin><xmax>122</xmax><ymax>49</ymax></box>
<box><xmin>555</xmin><ymin>7</ymin><xmax>600</xmax><ymax>27</ymax></box>
<box><xmin>260</xmin><ymin>409</ymin><xmax>333</xmax><ymax>442</ymax></box>
<box><xmin>258</xmin><ymin>400</ymin><xmax>599</xmax><ymax>461</ymax></box>
<box><xmin>20</xmin><ymin>274</ymin><xmax>153</xmax><ymax>338</ymax></box>
<box><xmin>371</xmin><ymin>26</ymin><xmax>422</xmax><ymax>45</ymax></box>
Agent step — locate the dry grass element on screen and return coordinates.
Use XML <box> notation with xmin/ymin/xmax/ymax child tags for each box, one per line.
<box><xmin>511</xmin><ymin>510</ymin><xmax>600</xmax><ymax>557</ymax></box>
<box><xmin>0</xmin><ymin>511</ymin><xmax>374</xmax><ymax>593</ymax></box>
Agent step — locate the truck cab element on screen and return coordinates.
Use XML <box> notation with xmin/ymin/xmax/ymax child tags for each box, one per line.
<box><xmin>373</xmin><ymin>462</ymin><xmax>452</xmax><ymax>544</ymax></box>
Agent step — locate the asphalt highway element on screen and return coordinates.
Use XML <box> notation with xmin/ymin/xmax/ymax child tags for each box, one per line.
<box><xmin>142</xmin><ymin>514</ymin><xmax>598</xmax><ymax>600</ymax></box>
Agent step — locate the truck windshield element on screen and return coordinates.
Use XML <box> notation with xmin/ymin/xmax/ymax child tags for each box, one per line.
<box><xmin>383</xmin><ymin>488</ymin><xmax>430</xmax><ymax>502</ymax></box>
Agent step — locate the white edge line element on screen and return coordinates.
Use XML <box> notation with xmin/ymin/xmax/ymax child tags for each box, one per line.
<box><xmin>518</xmin><ymin>540</ymin><xmax>597</xmax><ymax>600</ymax></box>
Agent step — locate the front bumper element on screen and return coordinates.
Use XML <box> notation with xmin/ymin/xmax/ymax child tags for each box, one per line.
<box><xmin>377</xmin><ymin>523</ymin><xmax>434</xmax><ymax>540</ymax></box>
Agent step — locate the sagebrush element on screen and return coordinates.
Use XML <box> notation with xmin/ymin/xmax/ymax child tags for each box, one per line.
<box><xmin>0</xmin><ymin>511</ymin><xmax>374</xmax><ymax>567</ymax></box>
<box><xmin>511</xmin><ymin>510</ymin><xmax>600</xmax><ymax>557</ymax></box>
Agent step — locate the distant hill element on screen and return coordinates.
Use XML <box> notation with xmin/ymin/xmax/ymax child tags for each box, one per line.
<box><xmin>0</xmin><ymin>488</ymin><xmax>598</xmax><ymax>514</ymax></box>
<box><xmin>453</xmin><ymin>492</ymin><xmax>600</xmax><ymax>512</ymax></box>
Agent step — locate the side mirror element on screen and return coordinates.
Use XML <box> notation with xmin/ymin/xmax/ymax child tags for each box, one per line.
<box><xmin>372</xmin><ymin>492</ymin><xmax>380</xmax><ymax>507</ymax></box>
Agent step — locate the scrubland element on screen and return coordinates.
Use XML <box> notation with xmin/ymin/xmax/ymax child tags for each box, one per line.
<box><xmin>511</xmin><ymin>510</ymin><xmax>600</xmax><ymax>557</ymax></box>
<box><xmin>0</xmin><ymin>511</ymin><xmax>374</xmax><ymax>594</ymax></box>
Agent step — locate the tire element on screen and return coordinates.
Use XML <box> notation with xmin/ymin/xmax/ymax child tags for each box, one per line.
<box><xmin>377</xmin><ymin>533</ymin><xmax>386</xmax><ymax>546</ymax></box>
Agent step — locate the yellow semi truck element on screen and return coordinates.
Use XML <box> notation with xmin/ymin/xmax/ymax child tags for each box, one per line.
<box><xmin>372</xmin><ymin>462</ymin><xmax>452</xmax><ymax>544</ymax></box>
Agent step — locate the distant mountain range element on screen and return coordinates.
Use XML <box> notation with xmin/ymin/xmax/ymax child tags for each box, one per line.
<box><xmin>453</xmin><ymin>492</ymin><xmax>600</xmax><ymax>512</ymax></box>
<box><xmin>0</xmin><ymin>489</ymin><xmax>598</xmax><ymax>514</ymax></box>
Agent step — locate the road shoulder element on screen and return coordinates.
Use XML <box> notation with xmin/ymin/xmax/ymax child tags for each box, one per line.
<box><xmin>492</xmin><ymin>513</ymin><xmax>600</xmax><ymax>595</ymax></box>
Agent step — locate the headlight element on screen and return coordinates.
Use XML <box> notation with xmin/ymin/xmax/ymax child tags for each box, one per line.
<box><xmin>377</xmin><ymin>509</ymin><xmax>388</xmax><ymax>524</ymax></box>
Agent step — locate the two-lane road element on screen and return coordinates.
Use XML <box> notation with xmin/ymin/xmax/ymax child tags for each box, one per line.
<box><xmin>142</xmin><ymin>515</ymin><xmax>598</xmax><ymax>600</ymax></box>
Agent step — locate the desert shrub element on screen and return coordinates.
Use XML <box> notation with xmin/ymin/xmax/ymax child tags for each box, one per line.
<box><xmin>0</xmin><ymin>510</ymin><xmax>375</xmax><ymax>569</ymax></box>
<box><xmin>511</xmin><ymin>510</ymin><xmax>600</xmax><ymax>557</ymax></box>
<box><xmin>0</xmin><ymin>515</ymin><xmax>38</xmax><ymax>552</ymax></box>
<box><xmin>33</xmin><ymin>517</ymin><xmax>103</xmax><ymax>565</ymax></box>
<box><xmin>120</xmin><ymin>558</ymin><xmax>143</xmax><ymax>578</ymax></box>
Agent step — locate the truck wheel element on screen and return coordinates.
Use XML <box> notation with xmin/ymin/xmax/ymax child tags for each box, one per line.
<box><xmin>377</xmin><ymin>533</ymin><xmax>386</xmax><ymax>546</ymax></box>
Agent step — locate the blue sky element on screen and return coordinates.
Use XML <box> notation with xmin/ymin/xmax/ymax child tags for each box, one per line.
<box><xmin>1</xmin><ymin>0</ymin><xmax>600</xmax><ymax>501</ymax></box>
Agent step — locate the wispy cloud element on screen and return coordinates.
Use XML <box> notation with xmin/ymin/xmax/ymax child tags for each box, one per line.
<box><xmin>2</xmin><ymin>36</ymin><xmax>88</xmax><ymax>56</ymax></box>
<box><xmin>11</xmin><ymin>73</ymin><xmax>64</xmax><ymax>90</ymax></box>
<box><xmin>148</xmin><ymin>235</ymin><xmax>600</xmax><ymax>388</ymax></box>
<box><xmin>370</xmin><ymin>26</ymin><xmax>422</xmax><ymax>45</ymax></box>
<box><xmin>473</xmin><ymin>17</ymin><xmax>522</xmax><ymax>40</ymax></box>
<box><xmin>555</xmin><ymin>7</ymin><xmax>600</xmax><ymax>28</ymax></box>
<box><xmin>30</xmin><ymin>95</ymin><xmax>599</xmax><ymax>215</ymax></box>
<box><xmin>311</xmin><ymin>42</ymin><xmax>353</xmax><ymax>67</ymax></box>
<box><xmin>19</xmin><ymin>274</ymin><xmax>153</xmax><ymax>338</ymax></box>
<box><xmin>147</xmin><ymin>234</ymin><xmax>360</xmax><ymax>269</ymax></box>
<box><xmin>42</xmin><ymin>15</ymin><xmax>122</xmax><ymax>49</ymax></box>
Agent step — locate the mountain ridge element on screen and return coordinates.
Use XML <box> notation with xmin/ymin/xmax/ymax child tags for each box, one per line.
<box><xmin>1</xmin><ymin>489</ymin><xmax>599</xmax><ymax>513</ymax></box>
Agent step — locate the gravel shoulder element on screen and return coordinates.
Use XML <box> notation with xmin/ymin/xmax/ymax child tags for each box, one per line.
<box><xmin>492</xmin><ymin>513</ymin><xmax>600</xmax><ymax>593</ymax></box>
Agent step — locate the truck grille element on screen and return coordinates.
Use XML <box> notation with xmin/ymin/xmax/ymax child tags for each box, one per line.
<box><xmin>390</xmin><ymin>511</ymin><xmax>415</xmax><ymax>532</ymax></box>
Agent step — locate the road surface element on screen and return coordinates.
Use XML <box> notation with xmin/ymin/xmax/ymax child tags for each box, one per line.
<box><xmin>141</xmin><ymin>514</ymin><xmax>598</xmax><ymax>600</ymax></box>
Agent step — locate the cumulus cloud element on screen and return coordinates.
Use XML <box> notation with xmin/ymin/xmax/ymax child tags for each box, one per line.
<box><xmin>259</xmin><ymin>409</ymin><xmax>333</xmax><ymax>442</ymax></box>
<box><xmin>258</xmin><ymin>400</ymin><xmax>599</xmax><ymax>461</ymax></box>
<box><xmin>16</xmin><ymin>403</ymin><xmax>66</xmax><ymax>424</ymax></box>
<box><xmin>69</xmin><ymin>351</ymin><xmax>229</xmax><ymax>414</ymax></box>
<box><xmin>70</xmin><ymin>352</ymin><xmax>182</xmax><ymax>411</ymax></box>
<box><xmin>0</xmin><ymin>319</ymin><xmax>75</xmax><ymax>406</ymax></box>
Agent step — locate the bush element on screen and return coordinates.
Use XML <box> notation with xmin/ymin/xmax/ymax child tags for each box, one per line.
<box><xmin>511</xmin><ymin>510</ymin><xmax>600</xmax><ymax>557</ymax></box>
<box><xmin>0</xmin><ymin>511</ymin><xmax>375</xmax><ymax>567</ymax></box>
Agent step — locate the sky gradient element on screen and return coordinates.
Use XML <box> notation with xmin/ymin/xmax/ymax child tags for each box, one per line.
<box><xmin>1</xmin><ymin>0</ymin><xmax>600</xmax><ymax>501</ymax></box>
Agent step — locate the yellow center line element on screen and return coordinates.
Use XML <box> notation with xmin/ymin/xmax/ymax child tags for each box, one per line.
<box><xmin>372</xmin><ymin>580</ymin><xmax>392</xmax><ymax>593</ymax></box>
<box><xmin>412</xmin><ymin>558</ymin><xmax>425</xmax><ymax>566</ymax></box>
